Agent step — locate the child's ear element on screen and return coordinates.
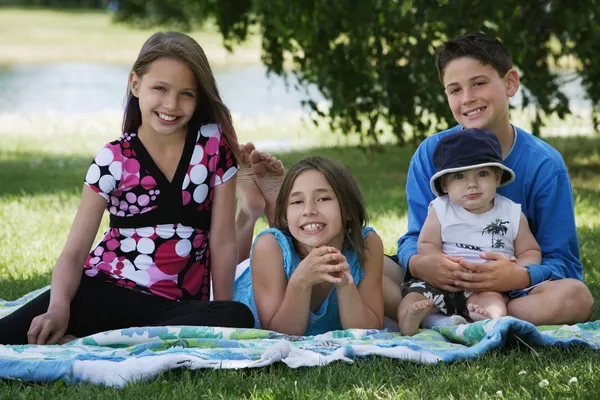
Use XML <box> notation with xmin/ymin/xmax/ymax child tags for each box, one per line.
<box><xmin>129</xmin><ymin>71</ymin><xmax>141</xmax><ymax>97</ymax></box>
<box><xmin>496</xmin><ymin>169</ymin><xmax>503</xmax><ymax>185</ymax></box>
<box><xmin>504</xmin><ymin>69</ymin><xmax>520</xmax><ymax>97</ymax></box>
<box><xmin>441</xmin><ymin>179</ymin><xmax>448</xmax><ymax>193</ymax></box>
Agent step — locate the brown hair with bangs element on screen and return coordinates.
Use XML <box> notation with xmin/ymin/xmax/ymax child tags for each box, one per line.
<box><xmin>273</xmin><ymin>156</ymin><xmax>369</xmax><ymax>264</ymax></box>
<box><xmin>123</xmin><ymin>31</ymin><xmax>239</xmax><ymax>162</ymax></box>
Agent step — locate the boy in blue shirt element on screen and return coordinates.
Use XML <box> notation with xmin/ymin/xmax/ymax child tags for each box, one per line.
<box><xmin>384</xmin><ymin>32</ymin><xmax>594</xmax><ymax>328</ymax></box>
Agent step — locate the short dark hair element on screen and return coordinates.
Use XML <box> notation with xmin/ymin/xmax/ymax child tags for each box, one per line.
<box><xmin>273</xmin><ymin>156</ymin><xmax>369</xmax><ymax>265</ymax></box>
<box><xmin>435</xmin><ymin>32</ymin><xmax>513</xmax><ymax>83</ymax></box>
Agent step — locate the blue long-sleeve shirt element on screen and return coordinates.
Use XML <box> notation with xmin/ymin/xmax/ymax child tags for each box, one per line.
<box><xmin>397</xmin><ymin>125</ymin><xmax>582</xmax><ymax>287</ymax></box>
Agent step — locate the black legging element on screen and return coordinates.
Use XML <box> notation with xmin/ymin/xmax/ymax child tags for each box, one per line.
<box><xmin>0</xmin><ymin>276</ymin><xmax>254</xmax><ymax>345</ymax></box>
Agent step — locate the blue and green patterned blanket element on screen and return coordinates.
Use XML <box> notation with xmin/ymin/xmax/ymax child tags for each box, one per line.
<box><xmin>1</xmin><ymin>288</ymin><xmax>599</xmax><ymax>388</ymax></box>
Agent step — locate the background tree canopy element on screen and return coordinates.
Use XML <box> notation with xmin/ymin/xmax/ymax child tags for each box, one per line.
<box><xmin>116</xmin><ymin>0</ymin><xmax>600</xmax><ymax>145</ymax></box>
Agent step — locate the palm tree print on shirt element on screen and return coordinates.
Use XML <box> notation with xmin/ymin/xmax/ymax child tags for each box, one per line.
<box><xmin>482</xmin><ymin>218</ymin><xmax>509</xmax><ymax>248</ymax></box>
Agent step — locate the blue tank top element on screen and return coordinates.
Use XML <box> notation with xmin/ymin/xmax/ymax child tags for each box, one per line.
<box><xmin>233</xmin><ymin>226</ymin><xmax>374</xmax><ymax>335</ymax></box>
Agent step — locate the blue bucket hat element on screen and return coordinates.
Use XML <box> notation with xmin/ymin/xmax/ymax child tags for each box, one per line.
<box><xmin>430</xmin><ymin>128</ymin><xmax>516</xmax><ymax>196</ymax></box>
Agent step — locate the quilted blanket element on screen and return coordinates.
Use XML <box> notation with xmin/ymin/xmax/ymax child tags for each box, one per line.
<box><xmin>1</xmin><ymin>289</ymin><xmax>598</xmax><ymax>388</ymax></box>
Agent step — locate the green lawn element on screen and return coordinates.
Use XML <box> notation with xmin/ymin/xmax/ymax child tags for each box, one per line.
<box><xmin>0</xmin><ymin>8</ymin><xmax>260</xmax><ymax>67</ymax></box>
<box><xmin>0</xmin><ymin>121</ymin><xmax>599</xmax><ymax>397</ymax></box>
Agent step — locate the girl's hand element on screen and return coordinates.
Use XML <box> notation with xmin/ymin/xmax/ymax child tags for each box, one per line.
<box><xmin>331</xmin><ymin>253</ymin><xmax>353</xmax><ymax>288</ymax></box>
<box><xmin>27</xmin><ymin>309</ymin><xmax>70</xmax><ymax>345</ymax></box>
<box><xmin>293</xmin><ymin>246</ymin><xmax>349</xmax><ymax>288</ymax></box>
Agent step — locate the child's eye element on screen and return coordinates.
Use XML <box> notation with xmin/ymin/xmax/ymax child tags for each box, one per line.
<box><xmin>181</xmin><ymin>91</ymin><xmax>195</xmax><ymax>98</ymax></box>
<box><xmin>154</xmin><ymin>86</ymin><xmax>166</xmax><ymax>92</ymax></box>
<box><xmin>317</xmin><ymin>197</ymin><xmax>331</xmax><ymax>202</ymax></box>
<box><xmin>454</xmin><ymin>173</ymin><xmax>464</xmax><ymax>179</ymax></box>
<box><xmin>473</xmin><ymin>81</ymin><xmax>485</xmax><ymax>87</ymax></box>
<box><xmin>290</xmin><ymin>200</ymin><xmax>302</xmax><ymax>205</ymax></box>
<box><xmin>449</xmin><ymin>88</ymin><xmax>461</xmax><ymax>95</ymax></box>
<box><xmin>478</xmin><ymin>170</ymin><xmax>489</xmax><ymax>177</ymax></box>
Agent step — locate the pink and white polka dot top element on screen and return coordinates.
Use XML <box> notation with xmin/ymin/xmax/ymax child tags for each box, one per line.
<box><xmin>83</xmin><ymin>123</ymin><xmax>238</xmax><ymax>301</ymax></box>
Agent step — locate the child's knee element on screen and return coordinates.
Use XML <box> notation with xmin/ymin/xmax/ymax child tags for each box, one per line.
<box><xmin>383</xmin><ymin>256</ymin><xmax>405</xmax><ymax>283</ymax></box>
<box><xmin>560</xmin><ymin>279</ymin><xmax>594</xmax><ymax>319</ymax></box>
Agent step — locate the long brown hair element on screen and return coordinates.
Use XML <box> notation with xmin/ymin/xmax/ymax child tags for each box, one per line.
<box><xmin>123</xmin><ymin>31</ymin><xmax>239</xmax><ymax>162</ymax></box>
<box><xmin>273</xmin><ymin>156</ymin><xmax>369</xmax><ymax>265</ymax></box>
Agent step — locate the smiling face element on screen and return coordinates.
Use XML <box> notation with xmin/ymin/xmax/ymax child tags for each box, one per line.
<box><xmin>129</xmin><ymin>57</ymin><xmax>198</xmax><ymax>140</ymax></box>
<box><xmin>442</xmin><ymin>166</ymin><xmax>503</xmax><ymax>214</ymax></box>
<box><xmin>286</xmin><ymin>169</ymin><xmax>345</xmax><ymax>255</ymax></box>
<box><xmin>442</xmin><ymin>57</ymin><xmax>519</xmax><ymax>136</ymax></box>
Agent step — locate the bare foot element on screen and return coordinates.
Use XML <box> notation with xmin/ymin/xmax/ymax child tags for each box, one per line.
<box><xmin>58</xmin><ymin>334</ymin><xmax>78</xmax><ymax>345</ymax></box>
<box><xmin>237</xmin><ymin>143</ymin><xmax>266</xmax><ymax>221</ymax></box>
<box><xmin>249</xmin><ymin>149</ymin><xmax>284</xmax><ymax>226</ymax></box>
<box><xmin>467</xmin><ymin>303</ymin><xmax>490</xmax><ymax>321</ymax></box>
<box><xmin>399</xmin><ymin>299</ymin><xmax>434</xmax><ymax>336</ymax></box>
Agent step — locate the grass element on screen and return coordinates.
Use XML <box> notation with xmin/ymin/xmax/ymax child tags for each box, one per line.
<box><xmin>1</xmin><ymin>117</ymin><xmax>600</xmax><ymax>398</ymax></box>
<box><xmin>1</xmin><ymin>6</ymin><xmax>599</xmax><ymax>399</ymax></box>
<box><xmin>0</xmin><ymin>8</ymin><xmax>260</xmax><ymax>67</ymax></box>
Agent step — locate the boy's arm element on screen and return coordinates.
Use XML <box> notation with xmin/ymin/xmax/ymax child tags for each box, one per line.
<box><xmin>397</xmin><ymin>143</ymin><xmax>435</xmax><ymax>270</ymax></box>
<box><xmin>397</xmin><ymin>140</ymin><xmax>464</xmax><ymax>291</ymax></box>
<box><xmin>523</xmin><ymin>171</ymin><xmax>582</xmax><ymax>284</ymax></box>
<box><xmin>513</xmin><ymin>212</ymin><xmax>542</xmax><ymax>268</ymax></box>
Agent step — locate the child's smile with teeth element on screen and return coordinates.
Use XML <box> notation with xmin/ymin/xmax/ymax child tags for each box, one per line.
<box><xmin>286</xmin><ymin>169</ymin><xmax>345</xmax><ymax>252</ymax></box>
<box><xmin>465</xmin><ymin>107</ymin><xmax>485</xmax><ymax>117</ymax></box>
<box><xmin>302</xmin><ymin>223</ymin><xmax>324</xmax><ymax>232</ymax></box>
<box><xmin>157</xmin><ymin>112</ymin><xmax>178</xmax><ymax>122</ymax></box>
<box><xmin>129</xmin><ymin>57</ymin><xmax>197</xmax><ymax>139</ymax></box>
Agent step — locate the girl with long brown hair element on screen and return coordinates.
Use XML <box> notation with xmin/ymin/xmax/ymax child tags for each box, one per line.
<box><xmin>233</xmin><ymin>155</ymin><xmax>385</xmax><ymax>335</ymax></box>
<box><xmin>0</xmin><ymin>32</ymin><xmax>253</xmax><ymax>345</ymax></box>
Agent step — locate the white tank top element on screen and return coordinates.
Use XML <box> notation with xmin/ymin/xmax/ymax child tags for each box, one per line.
<box><xmin>431</xmin><ymin>194</ymin><xmax>522</xmax><ymax>264</ymax></box>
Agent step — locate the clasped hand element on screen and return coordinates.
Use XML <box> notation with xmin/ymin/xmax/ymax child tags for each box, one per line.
<box><xmin>414</xmin><ymin>252</ymin><xmax>521</xmax><ymax>293</ymax></box>
<box><xmin>414</xmin><ymin>253</ymin><xmax>467</xmax><ymax>292</ymax></box>
<box><xmin>294</xmin><ymin>246</ymin><xmax>352</xmax><ymax>288</ymax></box>
<box><xmin>450</xmin><ymin>252</ymin><xmax>521</xmax><ymax>292</ymax></box>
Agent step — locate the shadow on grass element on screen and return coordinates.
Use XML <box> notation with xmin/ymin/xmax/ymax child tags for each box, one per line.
<box><xmin>0</xmin><ymin>274</ymin><xmax>50</xmax><ymax>301</ymax></box>
<box><xmin>0</xmin><ymin>145</ymin><xmax>415</xmax><ymax>212</ymax></box>
<box><xmin>0</xmin><ymin>151</ymin><xmax>90</xmax><ymax>199</ymax></box>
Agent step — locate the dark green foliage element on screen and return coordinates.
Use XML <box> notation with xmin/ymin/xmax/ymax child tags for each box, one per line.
<box><xmin>117</xmin><ymin>0</ymin><xmax>600</xmax><ymax>144</ymax></box>
<box><xmin>113</xmin><ymin>0</ymin><xmax>253</xmax><ymax>41</ymax></box>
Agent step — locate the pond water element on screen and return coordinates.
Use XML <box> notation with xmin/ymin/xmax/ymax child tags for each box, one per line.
<box><xmin>0</xmin><ymin>62</ymin><xmax>322</xmax><ymax>119</ymax></box>
<box><xmin>0</xmin><ymin>62</ymin><xmax>591</xmax><ymax>121</ymax></box>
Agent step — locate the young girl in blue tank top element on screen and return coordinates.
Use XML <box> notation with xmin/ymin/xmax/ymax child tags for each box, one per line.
<box><xmin>234</xmin><ymin>156</ymin><xmax>384</xmax><ymax>336</ymax></box>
